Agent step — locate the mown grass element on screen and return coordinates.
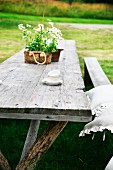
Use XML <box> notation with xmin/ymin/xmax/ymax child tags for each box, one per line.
<box><xmin>0</xmin><ymin>12</ymin><xmax>113</xmax><ymax>170</ymax></box>
<box><xmin>1</xmin><ymin>12</ymin><xmax>113</xmax><ymax>24</ymax></box>
<box><xmin>0</xmin><ymin>0</ymin><xmax>113</xmax><ymax>20</ymax></box>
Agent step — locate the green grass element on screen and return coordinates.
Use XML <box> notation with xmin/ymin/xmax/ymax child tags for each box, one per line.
<box><xmin>0</xmin><ymin>12</ymin><xmax>113</xmax><ymax>170</ymax></box>
<box><xmin>1</xmin><ymin>12</ymin><xmax>113</xmax><ymax>25</ymax></box>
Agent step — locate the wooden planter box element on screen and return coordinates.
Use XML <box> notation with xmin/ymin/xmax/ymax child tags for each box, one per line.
<box><xmin>24</xmin><ymin>51</ymin><xmax>52</xmax><ymax>64</ymax></box>
<box><xmin>52</xmin><ymin>49</ymin><xmax>63</xmax><ymax>62</ymax></box>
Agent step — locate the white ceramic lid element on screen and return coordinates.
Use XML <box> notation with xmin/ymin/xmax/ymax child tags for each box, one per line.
<box><xmin>48</xmin><ymin>70</ymin><xmax>60</xmax><ymax>78</ymax></box>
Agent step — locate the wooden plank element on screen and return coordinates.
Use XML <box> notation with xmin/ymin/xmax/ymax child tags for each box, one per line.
<box><xmin>58</xmin><ymin>40</ymin><xmax>76</xmax><ymax>51</ymax></box>
<box><xmin>0</xmin><ymin>150</ymin><xmax>11</xmax><ymax>170</ymax></box>
<box><xmin>84</xmin><ymin>57</ymin><xmax>111</xmax><ymax>87</ymax></box>
<box><xmin>0</xmin><ymin>112</ymin><xmax>91</xmax><ymax>122</ymax></box>
<box><xmin>20</xmin><ymin>120</ymin><xmax>40</xmax><ymax>162</ymax></box>
<box><xmin>0</xmin><ymin>90</ymin><xmax>91</xmax><ymax>121</ymax></box>
<box><xmin>16</xmin><ymin>121</ymin><xmax>68</xmax><ymax>170</ymax></box>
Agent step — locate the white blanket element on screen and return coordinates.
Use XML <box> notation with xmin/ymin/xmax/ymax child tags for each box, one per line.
<box><xmin>79</xmin><ymin>85</ymin><xmax>113</xmax><ymax>140</ymax></box>
<box><xmin>80</xmin><ymin>104</ymin><xmax>113</xmax><ymax>139</ymax></box>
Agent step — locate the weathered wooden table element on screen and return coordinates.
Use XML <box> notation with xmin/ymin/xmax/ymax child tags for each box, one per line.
<box><xmin>0</xmin><ymin>40</ymin><xmax>91</xmax><ymax>170</ymax></box>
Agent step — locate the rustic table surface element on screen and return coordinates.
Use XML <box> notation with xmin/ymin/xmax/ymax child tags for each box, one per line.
<box><xmin>0</xmin><ymin>40</ymin><xmax>91</xmax><ymax>170</ymax></box>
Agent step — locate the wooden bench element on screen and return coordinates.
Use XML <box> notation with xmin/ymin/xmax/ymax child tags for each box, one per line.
<box><xmin>84</xmin><ymin>57</ymin><xmax>111</xmax><ymax>87</ymax></box>
<box><xmin>84</xmin><ymin>57</ymin><xmax>112</xmax><ymax>170</ymax></box>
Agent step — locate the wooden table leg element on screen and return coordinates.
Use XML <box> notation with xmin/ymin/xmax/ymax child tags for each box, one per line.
<box><xmin>20</xmin><ymin>120</ymin><xmax>40</xmax><ymax>162</ymax></box>
<box><xmin>0</xmin><ymin>150</ymin><xmax>11</xmax><ymax>170</ymax></box>
<box><xmin>16</xmin><ymin>121</ymin><xmax>68</xmax><ymax>170</ymax></box>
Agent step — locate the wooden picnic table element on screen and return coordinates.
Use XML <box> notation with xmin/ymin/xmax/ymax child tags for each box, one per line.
<box><xmin>0</xmin><ymin>40</ymin><xmax>91</xmax><ymax>170</ymax></box>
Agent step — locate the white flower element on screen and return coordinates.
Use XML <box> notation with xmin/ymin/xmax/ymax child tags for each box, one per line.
<box><xmin>18</xmin><ymin>24</ymin><xmax>25</xmax><ymax>30</ymax></box>
<box><xmin>18</xmin><ymin>19</ymin><xmax>63</xmax><ymax>52</ymax></box>
<box><xmin>26</xmin><ymin>24</ymin><xmax>31</xmax><ymax>27</ymax></box>
<box><xmin>23</xmin><ymin>36</ymin><xmax>27</xmax><ymax>39</ymax></box>
<box><xmin>27</xmin><ymin>31</ymin><xmax>31</xmax><ymax>34</ymax></box>
<box><xmin>34</xmin><ymin>24</ymin><xmax>44</xmax><ymax>32</ymax></box>
<box><xmin>34</xmin><ymin>27</ymin><xmax>41</xmax><ymax>32</ymax></box>
<box><xmin>38</xmin><ymin>24</ymin><xmax>44</xmax><ymax>31</ymax></box>
<box><xmin>46</xmin><ymin>39</ymin><xmax>52</xmax><ymax>45</ymax></box>
<box><xmin>48</xmin><ymin>21</ymin><xmax>54</xmax><ymax>27</ymax></box>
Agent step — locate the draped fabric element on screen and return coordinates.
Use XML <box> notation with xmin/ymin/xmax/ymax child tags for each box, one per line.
<box><xmin>79</xmin><ymin>85</ymin><xmax>113</xmax><ymax>140</ymax></box>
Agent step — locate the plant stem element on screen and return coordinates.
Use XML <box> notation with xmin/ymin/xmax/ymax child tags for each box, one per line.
<box><xmin>42</xmin><ymin>0</ymin><xmax>48</xmax><ymax>24</ymax></box>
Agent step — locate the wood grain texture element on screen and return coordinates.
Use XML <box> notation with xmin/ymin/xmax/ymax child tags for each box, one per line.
<box><xmin>0</xmin><ymin>150</ymin><xmax>11</xmax><ymax>170</ymax></box>
<box><xmin>84</xmin><ymin>57</ymin><xmax>111</xmax><ymax>87</ymax></box>
<box><xmin>16</xmin><ymin>121</ymin><xmax>67</xmax><ymax>170</ymax></box>
<box><xmin>20</xmin><ymin>120</ymin><xmax>40</xmax><ymax>162</ymax></box>
<box><xmin>0</xmin><ymin>40</ymin><xmax>91</xmax><ymax>121</ymax></box>
<box><xmin>0</xmin><ymin>112</ymin><xmax>91</xmax><ymax>122</ymax></box>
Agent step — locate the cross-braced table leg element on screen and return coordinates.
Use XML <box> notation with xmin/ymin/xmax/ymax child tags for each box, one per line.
<box><xmin>16</xmin><ymin>121</ymin><xmax>68</xmax><ymax>170</ymax></box>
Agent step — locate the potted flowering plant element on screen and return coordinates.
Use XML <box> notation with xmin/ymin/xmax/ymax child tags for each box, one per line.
<box><xmin>18</xmin><ymin>20</ymin><xmax>63</xmax><ymax>64</ymax></box>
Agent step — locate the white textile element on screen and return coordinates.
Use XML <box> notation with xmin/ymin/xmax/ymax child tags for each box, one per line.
<box><xmin>86</xmin><ymin>85</ymin><xmax>113</xmax><ymax>110</ymax></box>
<box><xmin>79</xmin><ymin>104</ymin><xmax>113</xmax><ymax>138</ymax></box>
<box><xmin>79</xmin><ymin>85</ymin><xmax>113</xmax><ymax>139</ymax></box>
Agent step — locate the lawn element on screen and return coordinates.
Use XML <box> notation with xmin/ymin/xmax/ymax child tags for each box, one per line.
<box><xmin>0</xmin><ymin>12</ymin><xmax>113</xmax><ymax>170</ymax></box>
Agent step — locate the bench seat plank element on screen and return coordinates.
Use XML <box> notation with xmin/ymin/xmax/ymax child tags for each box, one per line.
<box><xmin>84</xmin><ymin>57</ymin><xmax>111</xmax><ymax>87</ymax></box>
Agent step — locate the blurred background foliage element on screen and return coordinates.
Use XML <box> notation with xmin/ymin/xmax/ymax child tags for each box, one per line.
<box><xmin>0</xmin><ymin>0</ymin><xmax>113</xmax><ymax>20</ymax></box>
<box><xmin>60</xmin><ymin>0</ymin><xmax>113</xmax><ymax>5</ymax></box>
